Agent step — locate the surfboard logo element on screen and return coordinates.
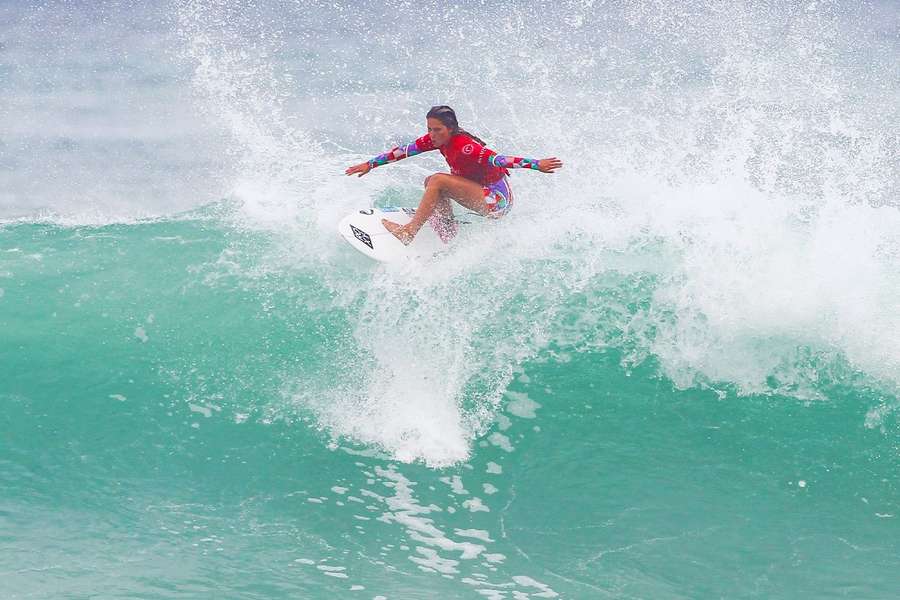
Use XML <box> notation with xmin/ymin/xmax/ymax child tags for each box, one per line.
<box><xmin>350</xmin><ymin>224</ymin><xmax>373</xmax><ymax>249</ymax></box>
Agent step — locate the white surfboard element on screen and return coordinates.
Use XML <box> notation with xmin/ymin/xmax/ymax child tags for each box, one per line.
<box><xmin>338</xmin><ymin>206</ymin><xmax>461</xmax><ymax>262</ymax></box>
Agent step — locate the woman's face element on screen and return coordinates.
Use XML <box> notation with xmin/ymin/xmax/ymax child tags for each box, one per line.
<box><xmin>427</xmin><ymin>117</ymin><xmax>453</xmax><ymax>147</ymax></box>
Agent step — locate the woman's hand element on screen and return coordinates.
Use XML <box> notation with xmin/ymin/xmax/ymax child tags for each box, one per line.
<box><xmin>537</xmin><ymin>158</ymin><xmax>563</xmax><ymax>173</ymax></box>
<box><xmin>345</xmin><ymin>162</ymin><xmax>372</xmax><ymax>177</ymax></box>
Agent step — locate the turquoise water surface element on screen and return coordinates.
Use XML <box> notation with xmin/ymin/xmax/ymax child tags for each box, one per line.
<box><xmin>3</xmin><ymin>1</ymin><xmax>899</xmax><ymax>598</ymax></box>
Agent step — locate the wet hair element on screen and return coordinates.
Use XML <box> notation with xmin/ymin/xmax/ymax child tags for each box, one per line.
<box><xmin>426</xmin><ymin>105</ymin><xmax>486</xmax><ymax>145</ymax></box>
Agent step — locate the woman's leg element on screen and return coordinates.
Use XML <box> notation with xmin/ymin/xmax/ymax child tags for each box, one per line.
<box><xmin>424</xmin><ymin>174</ymin><xmax>459</xmax><ymax>243</ymax></box>
<box><xmin>382</xmin><ymin>173</ymin><xmax>488</xmax><ymax>244</ymax></box>
<box><xmin>423</xmin><ymin>174</ymin><xmax>454</xmax><ymax>221</ymax></box>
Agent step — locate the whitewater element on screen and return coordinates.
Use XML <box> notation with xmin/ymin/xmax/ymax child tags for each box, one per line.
<box><xmin>2</xmin><ymin>1</ymin><xmax>899</xmax><ymax>598</ymax></box>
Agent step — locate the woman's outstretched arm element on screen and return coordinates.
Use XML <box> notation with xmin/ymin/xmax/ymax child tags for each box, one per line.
<box><xmin>345</xmin><ymin>134</ymin><xmax>435</xmax><ymax>177</ymax></box>
<box><xmin>463</xmin><ymin>138</ymin><xmax>562</xmax><ymax>173</ymax></box>
<box><xmin>488</xmin><ymin>154</ymin><xmax>562</xmax><ymax>173</ymax></box>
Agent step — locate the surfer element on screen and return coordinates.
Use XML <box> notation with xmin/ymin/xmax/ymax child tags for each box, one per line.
<box><xmin>345</xmin><ymin>105</ymin><xmax>562</xmax><ymax>244</ymax></box>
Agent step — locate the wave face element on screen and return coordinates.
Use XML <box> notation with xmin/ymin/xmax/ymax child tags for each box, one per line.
<box><xmin>2</xmin><ymin>1</ymin><xmax>899</xmax><ymax>598</ymax></box>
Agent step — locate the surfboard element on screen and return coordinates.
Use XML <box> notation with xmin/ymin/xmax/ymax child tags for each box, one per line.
<box><xmin>338</xmin><ymin>206</ymin><xmax>451</xmax><ymax>262</ymax></box>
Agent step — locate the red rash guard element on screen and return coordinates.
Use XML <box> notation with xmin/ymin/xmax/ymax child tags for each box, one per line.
<box><xmin>367</xmin><ymin>133</ymin><xmax>540</xmax><ymax>184</ymax></box>
<box><xmin>413</xmin><ymin>133</ymin><xmax>509</xmax><ymax>185</ymax></box>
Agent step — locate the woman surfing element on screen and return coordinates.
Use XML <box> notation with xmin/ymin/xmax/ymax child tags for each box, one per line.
<box><xmin>345</xmin><ymin>105</ymin><xmax>563</xmax><ymax>244</ymax></box>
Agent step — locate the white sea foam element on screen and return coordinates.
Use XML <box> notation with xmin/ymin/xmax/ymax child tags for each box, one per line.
<box><xmin>505</xmin><ymin>391</ymin><xmax>541</xmax><ymax>419</ymax></box>
<box><xmin>170</xmin><ymin>0</ymin><xmax>900</xmax><ymax>465</ymax></box>
<box><xmin>370</xmin><ymin>466</ymin><xmax>486</xmax><ymax>572</ymax></box>
<box><xmin>440</xmin><ymin>476</ymin><xmax>468</xmax><ymax>495</ymax></box>
<box><xmin>188</xmin><ymin>404</ymin><xmax>212</xmax><ymax>418</ymax></box>
<box><xmin>511</xmin><ymin>575</ymin><xmax>559</xmax><ymax>598</ymax></box>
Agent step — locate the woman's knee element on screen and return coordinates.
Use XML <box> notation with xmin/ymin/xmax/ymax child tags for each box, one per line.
<box><xmin>424</xmin><ymin>173</ymin><xmax>450</xmax><ymax>189</ymax></box>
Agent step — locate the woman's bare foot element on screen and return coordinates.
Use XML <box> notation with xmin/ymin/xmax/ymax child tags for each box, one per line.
<box><xmin>382</xmin><ymin>219</ymin><xmax>415</xmax><ymax>245</ymax></box>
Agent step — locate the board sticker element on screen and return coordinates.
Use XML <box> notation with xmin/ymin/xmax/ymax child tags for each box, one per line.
<box><xmin>350</xmin><ymin>224</ymin><xmax>373</xmax><ymax>249</ymax></box>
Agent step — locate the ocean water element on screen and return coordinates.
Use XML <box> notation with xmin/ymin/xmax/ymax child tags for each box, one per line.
<box><xmin>2</xmin><ymin>1</ymin><xmax>899</xmax><ymax>598</ymax></box>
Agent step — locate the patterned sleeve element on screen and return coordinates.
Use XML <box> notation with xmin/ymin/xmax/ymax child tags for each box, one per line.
<box><xmin>487</xmin><ymin>154</ymin><xmax>540</xmax><ymax>170</ymax></box>
<box><xmin>367</xmin><ymin>134</ymin><xmax>435</xmax><ymax>169</ymax></box>
<box><xmin>460</xmin><ymin>136</ymin><xmax>541</xmax><ymax>170</ymax></box>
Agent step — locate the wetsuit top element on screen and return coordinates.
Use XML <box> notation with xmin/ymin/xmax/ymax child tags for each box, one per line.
<box><xmin>367</xmin><ymin>133</ymin><xmax>540</xmax><ymax>186</ymax></box>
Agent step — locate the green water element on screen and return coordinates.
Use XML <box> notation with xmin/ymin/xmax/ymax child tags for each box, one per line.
<box><xmin>2</xmin><ymin>219</ymin><xmax>898</xmax><ymax>599</ymax></box>
<box><xmin>5</xmin><ymin>0</ymin><xmax>899</xmax><ymax>595</ymax></box>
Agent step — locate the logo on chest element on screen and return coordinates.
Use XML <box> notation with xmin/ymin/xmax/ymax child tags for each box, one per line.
<box><xmin>462</xmin><ymin>144</ymin><xmax>474</xmax><ymax>155</ymax></box>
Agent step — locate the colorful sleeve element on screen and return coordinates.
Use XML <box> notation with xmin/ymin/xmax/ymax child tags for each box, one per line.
<box><xmin>487</xmin><ymin>154</ymin><xmax>541</xmax><ymax>170</ymax></box>
<box><xmin>458</xmin><ymin>136</ymin><xmax>540</xmax><ymax>170</ymax></box>
<box><xmin>367</xmin><ymin>134</ymin><xmax>435</xmax><ymax>169</ymax></box>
